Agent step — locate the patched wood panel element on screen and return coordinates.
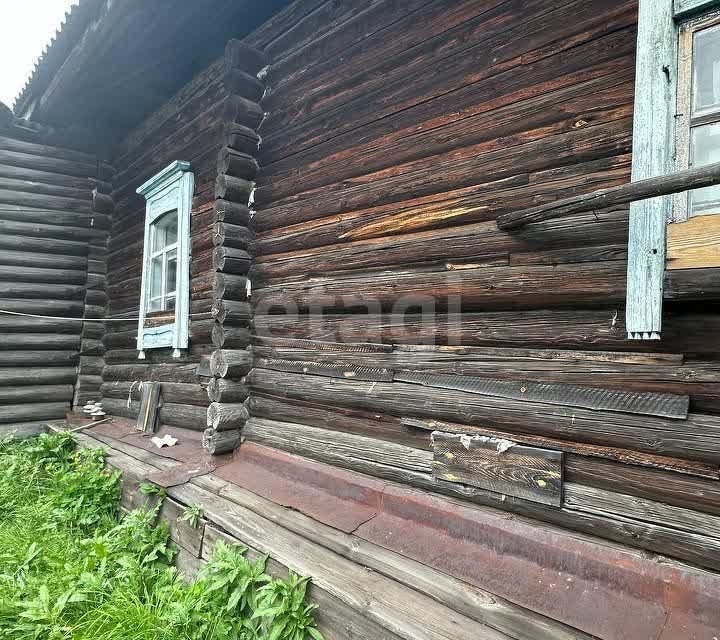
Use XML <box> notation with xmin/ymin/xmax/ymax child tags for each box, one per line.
<box><xmin>667</xmin><ymin>214</ymin><xmax>720</xmax><ymax>269</ymax></box>
<box><xmin>431</xmin><ymin>432</ymin><xmax>563</xmax><ymax>507</ymax></box>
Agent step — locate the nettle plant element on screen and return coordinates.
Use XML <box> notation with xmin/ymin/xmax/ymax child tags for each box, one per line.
<box><xmin>0</xmin><ymin>432</ymin><xmax>323</xmax><ymax>640</ymax></box>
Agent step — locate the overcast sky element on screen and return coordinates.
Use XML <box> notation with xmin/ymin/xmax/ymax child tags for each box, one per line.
<box><xmin>0</xmin><ymin>1</ymin><xmax>78</xmax><ymax>108</ymax></box>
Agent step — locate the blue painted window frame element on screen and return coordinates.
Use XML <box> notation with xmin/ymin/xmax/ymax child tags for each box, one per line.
<box><xmin>136</xmin><ymin>161</ymin><xmax>194</xmax><ymax>359</ymax></box>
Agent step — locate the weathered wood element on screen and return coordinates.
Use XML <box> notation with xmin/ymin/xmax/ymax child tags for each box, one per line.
<box><xmin>674</xmin><ymin>0</ymin><xmax>719</xmax><ymax>18</ymax></box>
<box><xmin>135</xmin><ymin>382</ymin><xmax>161</xmax><ymax>433</ymax></box>
<box><xmin>394</xmin><ymin>371</ymin><xmax>690</xmax><ymax>419</ymax></box>
<box><xmin>214</xmin><ymin>222</ymin><xmax>255</xmax><ymax>251</ymax></box>
<box><xmin>0</xmin><ymin>351</ymin><xmax>78</xmax><ymax>367</ymax></box>
<box><xmin>248</xmin><ymin>369</ymin><xmax>720</xmax><ymax>464</ymax></box>
<box><xmin>212</xmin><ymin>246</ymin><xmax>252</xmax><ymax>275</ymax></box>
<box><xmin>211</xmin><ymin>300</ymin><xmax>252</xmax><ymax>325</ymax></box>
<box><xmin>667</xmin><ymin>215</ymin><xmax>720</xmax><ymax>269</ymax></box>
<box><xmin>158</xmin><ymin>403</ymin><xmax>207</xmax><ymax>431</ymax></box>
<box><xmin>206</xmin><ymin>402</ymin><xmax>249</xmax><ymax>431</ymax></box>
<box><xmin>207</xmin><ymin>378</ymin><xmax>248</xmax><ymax>404</ymax></box>
<box><xmin>224</xmin><ymin>39</ymin><xmax>269</xmax><ymax>75</ymax></box>
<box><xmin>215</xmin><ymin>174</ymin><xmax>253</xmax><ymax>203</ymax></box>
<box><xmin>256</xmin><ymin>358</ymin><xmax>394</xmax><ymax>382</ymax></box>
<box><xmin>210</xmin><ymin>349</ymin><xmax>253</xmax><ymax>378</ymax></box>
<box><xmin>496</xmin><ymin>161</ymin><xmax>720</xmax><ymax>230</ymax></box>
<box><xmin>211</xmin><ymin>324</ymin><xmax>251</xmax><ymax>349</ymax></box>
<box><xmin>222</xmin><ymin>125</ymin><xmax>261</xmax><ymax>156</ymax></box>
<box><xmin>213</xmin><ymin>273</ymin><xmax>250</xmax><ymax>301</ymax></box>
<box><xmin>202</xmin><ymin>427</ymin><xmax>241</xmax><ymax>455</ymax></box>
<box><xmin>217</xmin><ymin>148</ymin><xmax>259</xmax><ymax>181</ymax></box>
<box><xmin>0</xmin><ymin>402</ymin><xmax>69</xmax><ymax>424</ymax></box>
<box><xmin>0</xmin><ymin>385</ymin><xmax>74</xmax><ymax>405</ymax></box>
<box><xmin>431</xmin><ymin>432</ymin><xmax>563</xmax><ymax>507</ymax></box>
<box><xmin>403</xmin><ymin>417</ymin><xmax>718</xmax><ymax>479</ymax></box>
<box><xmin>224</xmin><ymin>68</ymin><xmax>265</xmax><ymax>102</ymax></box>
<box><xmin>215</xmin><ymin>199</ymin><xmax>251</xmax><ymax>226</ymax></box>
<box><xmin>0</xmin><ymin>367</ymin><xmax>77</xmax><ymax>386</ymax></box>
<box><xmin>159</xmin><ymin>497</ymin><xmax>206</xmax><ymax>556</ymax></box>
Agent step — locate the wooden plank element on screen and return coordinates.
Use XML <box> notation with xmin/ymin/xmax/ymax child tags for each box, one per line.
<box><xmin>431</xmin><ymin>432</ymin><xmax>563</xmax><ymax>507</ymax></box>
<box><xmin>403</xmin><ymin>416</ymin><xmax>719</xmax><ymax>479</ymax></box>
<box><xmin>158</xmin><ymin>497</ymin><xmax>206</xmax><ymax>558</ymax></box>
<box><xmin>395</xmin><ymin>371</ymin><xmax>690</xmax><ymax>419</ymax></box>
<box><xmin>667</xmin><ymin>214</ymin><xmax>720</xmax><ymax>269</ymax></box>
<box><xmin>626</xmin><ymin>0</ymin><xmax>678</xmax><ymax>339</ymax></box>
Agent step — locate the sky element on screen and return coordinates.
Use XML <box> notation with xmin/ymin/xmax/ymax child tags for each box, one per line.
<box><xmin>0</xmin><ymin>0</ymin><xmax>78</xmax><ymax>108</ymax></box>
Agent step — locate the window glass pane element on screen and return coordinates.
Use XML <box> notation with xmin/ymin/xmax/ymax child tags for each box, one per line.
<box><xmin>690</xmin><ymin>122</ymin><xmax>720</xmax><ymax>215</ymax></box>
<box><xmin>166</xmin><ymin>296</ymin><xmax>176</xmax><ymax>311</ymax></box>
<box><xmin>165</xmin><ymin>248</ymin><xmax>177</xmax><ymax>295</ymax></box>
<box><xmin>153</xmin><ymin>210</ymin><xmax>178</xmax><ymax>251</ymax></box>
<box><xmin>148</xmin><ymin>298</ymin><xmax>163</xmax><ymax>312</ymax></box>
<box><xmin>693</xmin><ymin>24</ymin><xmax>720</xmax><ymax>114</ymax></box>
<box><xmin>150</xmin><ymin>256</ymin><xmax>163</xmax><ymax>299</ymax></box>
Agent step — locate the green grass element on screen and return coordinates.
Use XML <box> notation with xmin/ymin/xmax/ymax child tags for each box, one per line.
<box><xmin>0</xmin><ymin>432</ymin><xmax>323</xmax><ymax>640</ymax></box>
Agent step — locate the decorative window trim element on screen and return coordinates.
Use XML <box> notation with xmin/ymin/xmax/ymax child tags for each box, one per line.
<box><xmin>136</xmin><ymin>161</ymin><xmax>194</xmax><ymax>359</ymax></box>
<box><xmin>626</xmin><ymin>0</ymin><xmax>720</xmax><ymax>339</ymax></box>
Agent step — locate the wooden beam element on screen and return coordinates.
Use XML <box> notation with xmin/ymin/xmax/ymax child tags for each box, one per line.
<box><xmin>496</xmin><ymin>160</ymin><xmax>720</xmax><ymax>230</ymax></box>
<box><xmin>674</xmin><ymin>0</ymin><xmax>720</xmax><ymax>19</ymax></box>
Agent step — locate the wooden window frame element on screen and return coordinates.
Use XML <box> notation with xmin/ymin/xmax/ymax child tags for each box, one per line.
<box><xmin>136</xmin><ymin>161</ymin><xmax>194</xmax><ymax>359</ymax></box>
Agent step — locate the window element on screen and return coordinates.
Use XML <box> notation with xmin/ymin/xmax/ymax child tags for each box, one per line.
<box><xmin>626</xmin><ymin>0</ymin><xmax>720</xmax><ymax>339</ymax></box>
<box><xmin>676</xmin><ymin>12</ymin><xmax>720</xmax><ymax>219</ymax></box>
<box><xmin>136</xmin><ymin>161</ymin><xmax>194</xmax><ymax>358</ymax></box>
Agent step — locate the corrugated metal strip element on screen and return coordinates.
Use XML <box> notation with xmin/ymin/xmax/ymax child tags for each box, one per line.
<box><xmin>395</xmin><ymin>371</ymin><xmax>689</xmax><ymax>419</ymax></box>
<box><xmin>257</xmin><ymin>358</ymin><xmax>394</xmax><ymax>382</ymax></box>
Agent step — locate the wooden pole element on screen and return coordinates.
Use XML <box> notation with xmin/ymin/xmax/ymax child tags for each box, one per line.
<box><xmin>496</xmin><ymin>160</ymin><xmax>720</xmax><ymax>230</ymax></box>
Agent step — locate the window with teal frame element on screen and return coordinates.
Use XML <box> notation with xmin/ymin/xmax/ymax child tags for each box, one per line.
<box><xmin>136</xmin><ymin>161</ymin><xmax>194</xmax><ymax>359</ymax></box>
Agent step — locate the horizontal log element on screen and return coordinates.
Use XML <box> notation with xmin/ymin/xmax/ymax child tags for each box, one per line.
<box><xmin>0</xmin><ymin>248</ymin><xmax>86</xmax><ymax>271</ymax></box>
<box><xmin>225</xmin><ymin>39</ymin><xmax>270</xmax><ymax>75</ymax></box>
<box><xmin>159</xmin><ymin>403</ymin><xmax>207</xmax><ymax>431</ymax></box>
<box><xmin>102</xmin><ymin>363</ymin><xmax>201</xmax><ymax>384</ymax></box>
<box><xmin>254</xmin><ymin>262</ymin><xmax>627</xmax><ymax>311</ymax></box>
<box><xmin>207</xmin><ymin>402</ymin><xmax>250</xmax><ymax>431</ymax></box>
<box><xmin>0</xmin><ymin>264</ymin><xmax>86</xmax><ymax>285</ymax></box>
<box><xmin>0</xmin><ymin>351</ymin><xmax>78</xmax><ymax>367</ymax></box>
<box><xmin>213</xmin><ymin>273</ymin><xmax>250</xmax><ymax>301</ymax></box>
<box><xmin>0</xmin><ymin>232</ymin><xmax>87</xmax><ymax>256</ymax></box>
<box><xmin>211</xmin><ymin>300</ymin><xmax>252</xmax><ymax>325</ymax></box>
<box><xmin>215</xmin><ymin>199</ymin><xmax>252</xmax><ymax>226</ymax></box>
<box><xmin>0</xmin><ymin>334</ymin><xmax>81</xmax><ymax>351</ymax></box>
<box><xmin>0</xmin><ymin>402</ymin><xmax>69</xmax><ymax>425</ymax></box>
<box><xmin>0</xmin><ymin>367</ymin><xmax>77</xmax><ymax>385</ymax></box>
<box><xmin>497</xmin><ymin>159</ymin><xmax>720</xmax><ymax>229</ymax></box>
<box><xmin>256</xmin><ymin>357</ymin><xmax>394</xmax><ymax>382</ymax></box>
<box><xmin>0</xmin><ymin>203</ymin><xmax>96</xmax><ymax>228</ymax></box>
<box><xmin>0</xmin><ymin>134</ymin><xmax>96</xmax><ymax>166</ymax></box>
<box><xmin>0</xmin><ymin>316</ymin><xmax>82</xmax><ymax>334</ymax></box>
<box><xmin>0</xmin><ymin>218</ymin><xmax>96</xmax><ymax>241</ymax></box>
<box><xmin>0</xmin><ymin>146</ymin><xmax>96</xmax><ymax>179</ymax></box>
<box><xmin>100</xmin><ymin>381</ymin><xmax>209</xmax><ymax>407</ymax></box>
<box><xmin>213</xmin><ymin>246</ymin><xmax>252</xmax><ymax>274</ymax></box>
<box><xmin>248</xmin><ymin>369</ymin><xmax>720</xmax><ymax>464</ymax></box>
<box><xmin>211</xmin><ymin>324</ymin><xmax>251</xmax><ymax>349</ymax></box>
<box><xmin>203</xmin><ymin>427</ymin><xmax>241</xmax><ymax>455</ymax></box>
<box><xmin>215</xmin><ymin>174</ymin><xmax>254</xmax><ymax>203</ymax></box>
<box><xmin>0</xmin><ymin>281</ymin><xmax>84</xmax><ymax>301</ymax></box>
<box><xmin>0</xmin><ymin>385</ymin><xmax>74</xmax><ymax>404</ymax></box>
<box><xmin>222</xmin><ymin>124</ymin><xmax>261</xmax><ymax>156</ymax></box>
<box><xmin>214</xmin><ymin>222</ymin><xmax>255</xmax><ymax>251</ymax></box>
<box><xmin>217</xmin><ymin>147</ymin><xmax>259</xmax><ymax>181</ymax></box>
<box><xmin>210</xmin><ymin>349</ymin><xmax>253</xmax><ymax>378</ymax></box>
<box><xmin>225</xmin><ymin>67</ymin><xmax>265</xmax><ymax>102</ymax></box>
<box><xmin>207</xmin><ymin>378</ymin><xmax>249</xmax><ymax>403</ymax></box>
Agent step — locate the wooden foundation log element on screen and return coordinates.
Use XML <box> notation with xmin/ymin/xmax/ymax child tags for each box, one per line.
<box><xmin>207</xmin><ymin>378</ymin><xmax>249</xmax><ymax>403</ymax></box>
<box><xmin>0</xmin><ymin>402</ymin><xmax>69</xmax><ymax>424</ymax></box>
<box><xmin>100</xmin><ymin>397</ymin><xmax>138</xmax><ymax>419</ymax></box>
<box><xmin>211</xmin><ymin>300</ymin><xmax>252</xmax><ymax>325</ymax></box>
<box><xmin>215</xmin><ymin>199</ymin><xmax>252</xmax><ymax>226</ymax></box>
<box><xmin>211</xmin><ymin>323</ymin><xmax>251</xmax><ymax>348</ymax></box>
<box><xmin>203</xmin><ymin>427</ymin><xmax>241</xmax><ymax>455</ymax></box>
<box><xmin>215</xmin><ymin>174</ymin><xmax>254</xmax><ymax>203</ymax></box>
<box><xmin>213</xmin><ymin>246</ymin><xmax>252</xmax><ymax>274</ymax></box>
<box><xmin>159</xmin><ymin>403</ymin><xmax>207</xmax><ymax>431</ymax></box>
<box><xmin>206</xmin><ymin>402</ymin><xmax>250</xmax><ymax>431</ymax></box>
<box><xmin>210</xmin><ymin>349</ymin><xmax>253</xmax><ymax>378</ymax></box>
<box><xmin>218</xmin><ymin>148</ymin><xmax>259</xmax><ymax>181</ymax></box>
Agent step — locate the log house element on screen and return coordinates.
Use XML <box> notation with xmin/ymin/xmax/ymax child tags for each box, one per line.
<box><xmin>4</xmin><ymin>0</ymin><xmax>720</xmax><ymax>637</ymax></box>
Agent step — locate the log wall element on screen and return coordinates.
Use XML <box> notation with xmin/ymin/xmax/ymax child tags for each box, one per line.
<box><xmin>0</xmin><ymin>108</ymin><xmax>100</xmax><ymax>427</ymax></box>
<box><xmin>242</xmin><ymin>0</ymin><xmax>720</xmax><ymax>580</ymax></box>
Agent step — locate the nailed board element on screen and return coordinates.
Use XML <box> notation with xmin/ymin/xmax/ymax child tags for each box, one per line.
<box><xmin>667</xmin><ymin>215</ymin><xmax>720</xmax><ymax>269</ymax></box>
<box><xmin>431</xmin><ymin>432</ymin><xmax>563</xmax><ymax>506</ymax></box>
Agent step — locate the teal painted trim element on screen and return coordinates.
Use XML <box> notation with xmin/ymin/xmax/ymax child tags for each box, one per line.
<box><xmin>136</xmin><ymin>162</ymin><xmax>194</xmax><ymax>355</ymax></box>
<box><xmin>626</xmin><ymin>0</ymin><xmax>677</xmax><ymax>340</ymax></box>
<box><xmin>674</xmin><ymin>0</ymin><xmax>720</xmax><ymax>19</ymax></box>
<box><xmin>136</xmin><ymin>161</ymin><xmax>191</xmax><ymax>198</ymax></box>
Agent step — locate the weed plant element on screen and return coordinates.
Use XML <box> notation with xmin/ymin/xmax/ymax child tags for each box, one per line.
<box><xmin>0</xmin><ymin>432</ymin><xmax>323</xmax><ymax>640</ymax></box>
